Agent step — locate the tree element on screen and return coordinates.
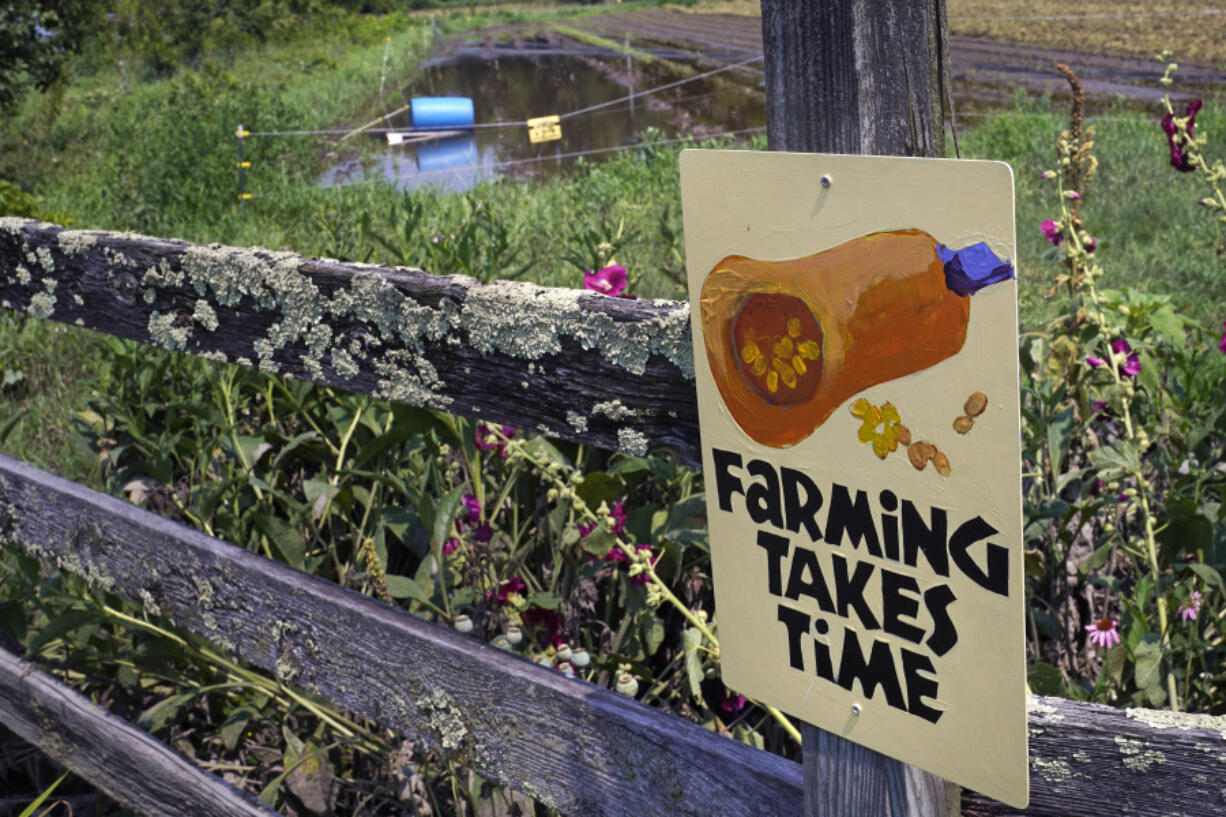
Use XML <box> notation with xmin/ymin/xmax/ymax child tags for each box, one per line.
<box><xmin>0</xmin><ymin>0</ymin><xmax>96</xmax><ymax>113</ymax></box>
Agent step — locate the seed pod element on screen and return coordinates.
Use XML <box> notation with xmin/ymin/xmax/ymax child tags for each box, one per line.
<box><xmin>953</xmin><ymin>415</ymin><xmax>975</xmax><ymax>434</ymax></box>
<box><xmin>452</xmin><ymin>615</ymin><xmax>473</xmax><ymax>634</ymax></box>
<box><xmin>570</xmin><ymin>648</ymin><xmax>590</xmax><ymax>668</ymax></box>
<box><xmin>616</xmin><ymin>673</ymin><xmax>639</xmax><ymax>696</ymax></box>
<box><xmin>505</xmin><ymin>626</ymin><xmax>523</xmax><ymax>646</ymax></box>
<box><xmin>555</xmin><ymin>644</ymin><xmax>573</xmax><ymax>663</ymax></box>
<box><xmin>933</xmin><ymin>451</ymin><xmax>952</xmax><ymax>477</ymax></box>
<box><xmin>964</xmin><ymin>391</ymin><xmax>989</xmax><ymax>417</ymax></box>
<box><xmin>895</xmin><ymin>424</ymin><xmax>912</xmax><ymax>446</ymax></box>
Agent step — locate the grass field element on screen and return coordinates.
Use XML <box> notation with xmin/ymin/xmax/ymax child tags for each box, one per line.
<box><xmin>2</xmin><ymin>0</ymin><xmax>1224</xmax><ymax>483</ymax></box>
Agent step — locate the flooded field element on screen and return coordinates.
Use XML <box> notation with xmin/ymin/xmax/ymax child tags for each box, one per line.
<box><xmin>321</xmin><ymin>8</ymin><xmax>1226</xmax><ymax>192</ymax></box>
<box><xmin>319</xmin><ymin>41</ymin><xmax>765</xmax><ymax>192</ymax></box>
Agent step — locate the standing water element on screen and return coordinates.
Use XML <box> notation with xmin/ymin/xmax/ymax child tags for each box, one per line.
<box><xmin>319</xmin><ymin>45</ymin><xmax>765</xmax><ymax>192</ymax></box>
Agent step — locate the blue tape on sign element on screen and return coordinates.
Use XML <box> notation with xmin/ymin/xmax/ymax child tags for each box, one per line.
<box><xmin>410</xmin><ymin>97</ymin><xmax>475</xmax><ymax>130</ymax></box>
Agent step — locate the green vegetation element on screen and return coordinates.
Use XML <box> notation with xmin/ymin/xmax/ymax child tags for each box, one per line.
<box><xmin>2</xmin><ymin>3</ymin><xmax>1225</xmax><ymax>813</ymax></box>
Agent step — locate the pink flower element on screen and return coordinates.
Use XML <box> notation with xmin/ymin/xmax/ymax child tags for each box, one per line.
<box><xmin>720</xmin><ymin>693</ymin><xmax>747</xmax><ymax>713</ymax></box>
<box><xmin>521</xmin><ymin>607</ymin><xmax>564</xmax><ymax>647</ymax></box>
<box><xmin>1087</xmin><ymin>339</ymin><xmax>1140</xmax><ymax>377</ymax></box>
<box><xmin>609</xmin><ymin>501</ymin><xmax>627</xmax><ymax>535</ymax></box>
<box><xmin>1219</xmin><ymin>321</ymin><xmax>1226</xmax><ymax>354</ymax></box>
<box><xmin>1040</xmin><ymin>219</ymin><xmax>1062</xmax><ymax>246</ymax></box>
<box><xmin>474</xmin><ymin>423</ymin><xmax>515</xmax><ymax>457</ymax></box>
<box><xmin>1112</xmin><ymin>339</ymin><xmax>1141</xmax><ymax>377</ymax></box>
<box><xmin>1085</xmin><ymin>618</ymin><xmax>1121</xmax><ymax>649</ymax></box>
<box><xmin>605</xmin><ymin>543</ymin><xmax>654</xmax><ymax>586</ymax></box>
<box><xmin>579</xmin><ymin>501</ymin><xmax>628</xmax><ymax>541</ymax></box>
<box><xmin>496</xmin><ymin>576</ymin><xmax>526</xmax><ymax>604</ymax></box>
<box><xmin>1091</xmin><ymin>400</ymin><xmax>1111</xmax><ymax>419</ymax></box>
<box><xmin>583</xmin><ymin>264</ymin><xmax>629</xmax><ymax>298</ymax></box>
<box><xmin>1179</xmin><ymin>591</ymin><xmax>1203</xmax><ymax>622</ymax></box>
<box><xmin>442</xmin><ymin>537</ymin><xmax>461</xmax><ymax>555</ymax></box>
<box><xmin>1161</xmin><ymin>98</ymin><xmax>1203</xmax><ymax>172</ymax></box>
<box><xmin>462</xmin><ymin>493</ymin><xmax>482</xmax><ymax>523</ymax></box>
<box><xmin>1064</xmin><ymin>190</ymin><xmax>1081</xmax><ymax>200</ymax></box>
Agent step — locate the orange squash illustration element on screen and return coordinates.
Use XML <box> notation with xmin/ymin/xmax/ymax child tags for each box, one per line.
<box><xmin>699</xmin><ymin>229</ymin><xmax>1011</xmax><ymax>448</ymax></box>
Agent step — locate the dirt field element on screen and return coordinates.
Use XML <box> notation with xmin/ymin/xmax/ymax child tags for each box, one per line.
<box><xmin>538</xmin><ymin>7</ymin><xmax>1225</xmax><ymax>113</ymax></box>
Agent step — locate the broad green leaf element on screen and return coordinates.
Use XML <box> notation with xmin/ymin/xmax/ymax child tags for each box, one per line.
<box><xmin>644</xmin><ymin>614</ymin><xmax>665</xmax><ymax>656</ymax></box>
<box><xmin>1133</xmin><ymin>635</ymin><xmax>1162</xmax><ymax>691</ymax></box>
<box><xmin>219</xmin><ymin>705</ymin><xmax>259</xmax><ymax>752</ymax></box>
<box><xmin>575</xmin><ymin>472</ymin><xmax>622</xmax><ymax>511</ymax></box>
<box><xmin>580</xmin><ymin>526</ymin><xmax>615</xmax><ymax>557</ymax></box>
<box><xmin>1027</xmin><ymin>662</ymin><xmax>1066</xmax><ymax>696</ymax></box>
<box><xmin>252</xmin><ymin>513</ymin><xmax>306</xmax><ymax>567</ymax></box>
<box><xmin>530</xmin><ymin>591</ymin><xmax>564</xmax><ymax>611</ymax></box>
<box><xmin>1089</xmin><ymin>440</ymin><xmax>1141</xmax><ymax>477</ymax></box>
<box><xmin>1046</xmin><ymin>406</ymin><xmax>1075</xmax><ymax>477</ymax></box>
<box><xmin>430</xmin><ymin>484</ymin><xmax>467</xmax><ymax>547</ymax></box>
<box><xmin>1149</xmin><ymin>305</ymin><xmax>1187</xmax><ymax>349</ymax></box>
<box><xmin>1186</xmin><ymin>562</ymin><xmax>1225</xmax><ymax>592</ymax></box>
<box><xmin>1079</xmin><ymin>542</ymin><xmax>1113</xmax><ymax>575</ymax></box>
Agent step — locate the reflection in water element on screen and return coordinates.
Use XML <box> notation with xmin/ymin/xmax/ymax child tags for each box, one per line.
<box><xmin>318</xmin><ymin>50</ymin><xmax>764</xmax><ymax>192</ymax></box>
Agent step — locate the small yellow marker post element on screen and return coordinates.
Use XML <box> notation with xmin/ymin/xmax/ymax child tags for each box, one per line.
<box><xmin>527</xmin><ymin>115</ymin><xmax>562</xmax><ymax>144</ymax></box>
<box><xmin>235</xmin><ymin>124</ymin><xmax>250</xmax><ymax>204</ymax></box>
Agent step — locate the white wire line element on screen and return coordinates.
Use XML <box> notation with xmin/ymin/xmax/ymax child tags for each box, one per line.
<box><xmin>318</xmin><ymin>125</ymin><xmax>767</xmax><ymax>191</ymax></box>
<box><xmin>950</xmin><ymin>8</ymin><xmax>1226</xmax><ymax>23</ymax></box>
<box><xmin>559</xmin><ymin>54</ymin><xmax>764</xmax><ymax>120</ymax></box>
<box><xmin>246</xmin><ymin>53</ymin><xmax>764</xmax><ymax>138</ymax></box>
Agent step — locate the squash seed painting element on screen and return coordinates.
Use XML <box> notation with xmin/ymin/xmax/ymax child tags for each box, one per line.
<box><xmin>699</xmin><ymin>229</ymin><xmax>1013</xmax><ymax>453</ymax></box>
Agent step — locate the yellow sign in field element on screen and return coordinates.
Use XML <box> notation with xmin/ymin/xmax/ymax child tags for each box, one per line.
<box><xmin>680</xmin><ymin>150</ymin><xmax>1028</xmax><ymax>808</ymax></box>
<box><xmin>527</xmin><ymin>115</ymin><xmax>562</xmax><ymax>144</ymax></box>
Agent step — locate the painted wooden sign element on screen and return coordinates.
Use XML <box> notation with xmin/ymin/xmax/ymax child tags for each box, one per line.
<box><xmin>680</xmin><ymin>150</ymin><xmax>1027</xmax><ymax>808</ymax></box>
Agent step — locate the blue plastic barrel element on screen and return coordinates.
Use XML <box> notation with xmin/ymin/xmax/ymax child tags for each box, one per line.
<box><xmin>410</xmin><ymin>97</ymin><xmax>474</xmax><ymax>130</ymax></box>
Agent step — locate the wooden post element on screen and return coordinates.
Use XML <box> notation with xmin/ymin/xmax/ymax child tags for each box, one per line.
<box><xmin>759</xmin><ymin>1</ymin><xmax>960</xmax><ymax>815</ymax></box>
<box><xmin>760</xmin><ymin>0</ymin><xmax>948</xmax><ymax>157</ymax></box>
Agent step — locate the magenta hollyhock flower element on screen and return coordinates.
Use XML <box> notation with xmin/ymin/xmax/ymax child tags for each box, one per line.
<box><xmin>1085</xmin><ymin>618</ymin><xmax>1121</xmax><ymax>649</ymax></box>
<box><xmin>583</xmin><ymin>264</ymin><xmax>629</xmax><ymax>298</ymax></box>
<box><xmin>1162</xmin><ymin>98</ymin><xmax>1203</xmax><ymax>172</ymax></box>
<box><xmin>720</xmin><ymin>693</ymin><xmax>748</xmax><ymax>713</ymax></box>
<box><xmin>461</xmin><ymin>493</ymin><xmax>482</xmax><ymax>524</ymax></box>
<box><xmin>474</xmin><ymin>423</ymin><xmax>516</xmax><ymax>457</ymax></box>
<box><xmin>1219</xmin><ymin>321</ymin><xmax>1226</xmax><ymax>354</ymax></box>
<box><xmin>1040</xmin><ymin>219</ymin><xmax>1062</xmax><ymax>246</ymax></box>
<box><xmin>1088</xmin><ymin>339</ymin><xmax>1140</xmax><ymax>376</ymax></box>
<box><xmin>1084</xmin><ymin>236</ymin><xmax>1097</xmax><ymax>253</ymax></box>
<box><xmin>1112</xmin><ymin>338</ymin><xmax>1141</xmax><ymax>377</ymax></box>
<box><xmin>604</xmin><ymin>543</ymin><xmax>654</xmax><ymax>585</ymax></box>
<box><xmin>521</xmin><ymin>607</ymin><xmax>564</xmax><ymax>647</ymax></box>
<box><xmin>1091</xmin><ymin>400</ymin><xmax>1110</xmax><ymax>418</ymax></box>
<box><xmin>1179</xmin><ymin>590</ymin><xmax>1203</xmax><ymax>622</ymax></box>
<box><xmin>609</xmin><ymin>501</ymin><xmax>628</xmax><ymax>535</ymax></box>
<box><xmin>472</xmin><ymin>522</ymin><xmax>493</xmax><ymax>543</ymax></box>
<box><xmin>442</xmin><ymin>537</ymin><xmax>461</xmax><ymax>555</ymax></box>
<box><xmin>496</xmin><ymin>576</ymin><xmax>526</xmax><ymax>604</ymax></box>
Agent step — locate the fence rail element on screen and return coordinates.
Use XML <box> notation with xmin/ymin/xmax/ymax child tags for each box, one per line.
<box><xmin>0</xmin><ymin>644</ymin><xmax>276</xmax><ymax>817</ymax></box>
<box><xmin>0</xmin><ymin>218</ymin><xmax>700</xmax><ymax>462</ymax></box>
<box><xmin>2</xmin><ymin>219</ymin><xmax>1226</xmax><ymax>817</ymax></box>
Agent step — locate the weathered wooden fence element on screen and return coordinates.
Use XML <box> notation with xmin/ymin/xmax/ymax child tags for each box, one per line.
<box><xmin>0</xmin><ymin>217</ymin><xmax>1224</xmax><ymax>817</ymax></box>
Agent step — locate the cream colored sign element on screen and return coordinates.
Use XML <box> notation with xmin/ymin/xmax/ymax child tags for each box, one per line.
<box><xmin>527</xmin><ymin>115</ymin><xmax>562</xmax><ymax>144</ymax></box>
<box><xmin>681</xmin><ymin>150</ymin><xmax>1027</xmax><ymax>808</ymax></box>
